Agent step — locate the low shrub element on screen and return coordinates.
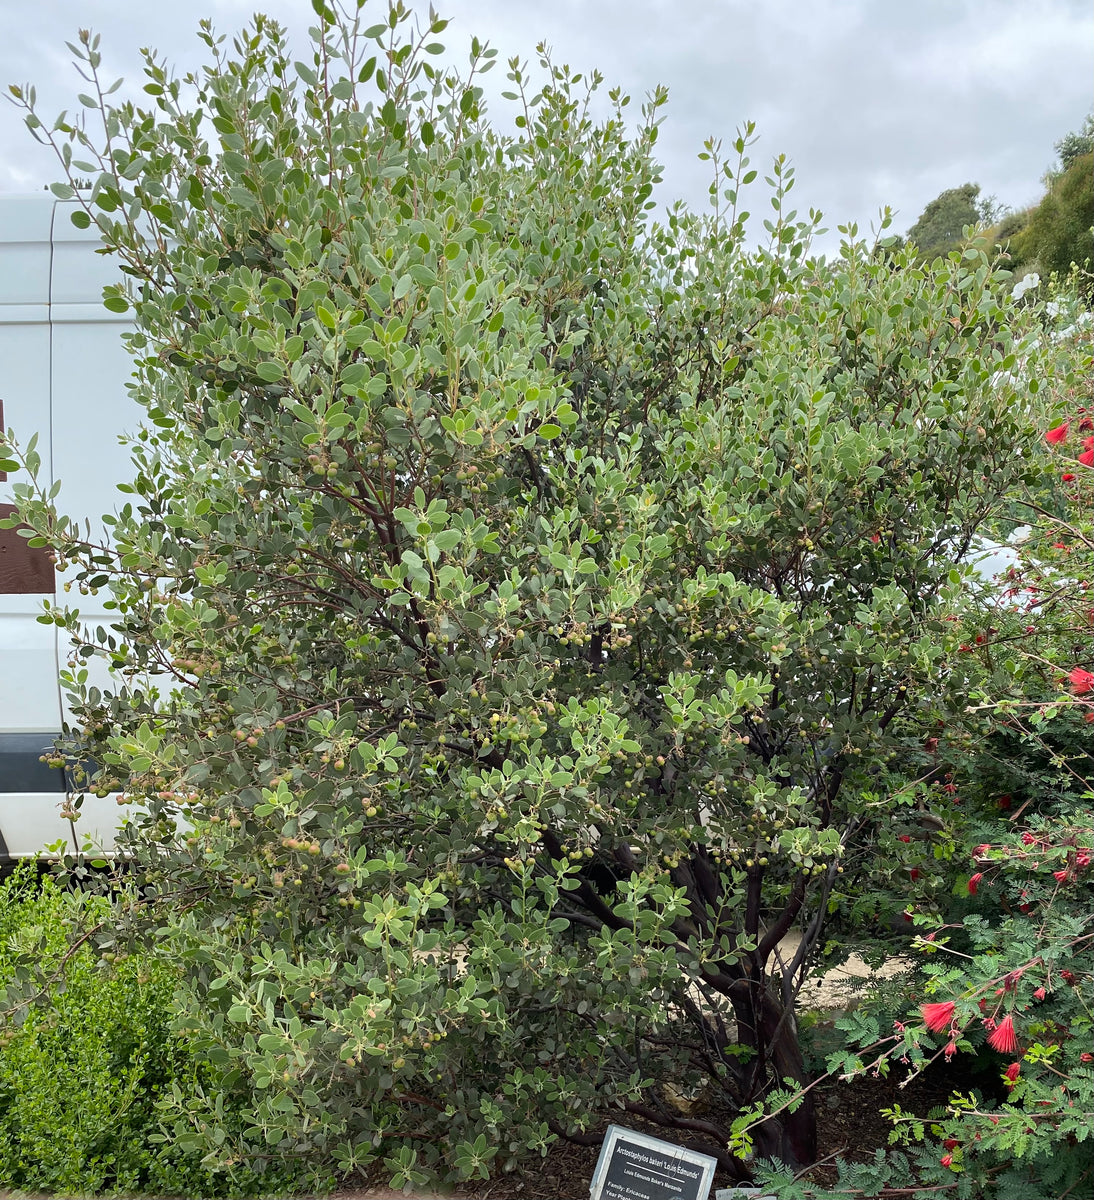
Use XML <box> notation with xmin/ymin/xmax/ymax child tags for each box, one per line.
<box><xmin>0</xmin><ymin>865</ymin><xmax>322</xmax><ymax>1195</ymax></box>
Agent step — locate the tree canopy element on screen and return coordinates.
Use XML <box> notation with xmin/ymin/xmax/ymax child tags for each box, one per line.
<box><xmin>1053</xmin><ymin>110</ymin><xmax>1094</xmax><ymax>173</ymax></box>
<box><xmin>905</xmin><ymin>182</ymin><xmax>994</xmax><ymax>261</ymax></box>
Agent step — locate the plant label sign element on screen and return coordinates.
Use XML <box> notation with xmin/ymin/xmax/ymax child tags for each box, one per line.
<box><xmin>589</xmin><ymin>1125</ymin><xmax>718</xmax><ymax>1200</ymax></box>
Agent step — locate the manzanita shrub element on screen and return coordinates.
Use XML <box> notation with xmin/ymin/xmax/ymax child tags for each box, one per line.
<box><xmin>1</xmin><ymin>1</ymin><xmax>1087</xmax><ymax>1189</ymax></box>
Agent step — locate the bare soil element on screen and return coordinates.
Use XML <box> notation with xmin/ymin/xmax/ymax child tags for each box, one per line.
<box><xmin>338</xmin><ymin>1053</ymin><xmax>1003</xmax><ymax>1199</ymax></box>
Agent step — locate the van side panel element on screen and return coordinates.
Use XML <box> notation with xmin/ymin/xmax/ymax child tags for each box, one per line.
<box><xmin>1</xmin><ymin>197</ymin><xmax>130</xmax><ymax>859</ymax></box>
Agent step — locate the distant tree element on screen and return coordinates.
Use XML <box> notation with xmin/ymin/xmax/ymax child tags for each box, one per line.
<box><xmin>1017</xmin><ymin>152</ymin><xmax>1094</xmax><ymax>292</ymax></box>
<box><xmin>1053</xmin><ymin>110</ymin><xmax>1094</xmax><ymax>173</ymax></box>
<box><xmin>905</xmin><ymin>182</ymin><xmax>994</xmax><ymax>260</ymax></box>
<box><xmin>991</xmin><ymin>111</ymin><xmax>1094</xmax><ymax>285</ymax></box>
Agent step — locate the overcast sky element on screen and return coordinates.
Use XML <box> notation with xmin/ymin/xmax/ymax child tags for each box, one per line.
<box><xmin>0</xmin><ymin>0</ymin><xmax>1090</xmax><ymax>253</ymax></box>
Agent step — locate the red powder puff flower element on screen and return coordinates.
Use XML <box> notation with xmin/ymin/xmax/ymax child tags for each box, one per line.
<box><xmin>968</xmin><ymin>872</ymin><xmax>983</xmax><ymax>895</ymax></box>
<box><xmin>1063</xmin><ymin>473</ymin><xmax>1077</xmax><ymax>481</ymax></box>
<box><xmin>988</xmin><ymin>1015</ymin><xmax>1019</xmax><ymax>1054</ymax></box>
<box><xmin>997</xmin><ymin>794</ymin><xmax>1011</xmax><ymax>810</ymax></box>
<box><xmin>1034</xmin><ymin>987</ymin><xmax>1046</xmax><ymax>1000</ymax></box>
<box><xmin>921</xmin><ymin>1001</ymin><xmax>956</xmax><ymax>1033</ymax></box>
<box><xmin>1021</xmin><ymin>832</ymin><xmax>1035</xmax><ymax>845</ymax></box>
<box><xmin>1004</xmin><ymin>1061</ymin><xmax>1021</xmax><ymax>1084</ymax></box>
<box><xmin>1053</xmin><ymin>869</ymin><xmax>1070</xmax><ymax>883</ymax></box>
<box><xmin>944</xmin><ymin>1038</ymin><xmax>958</xmax><ymax>1060</ymax></box>
<box><xmin>943</xmin><ymin>1139</ymin><xmax>959</xmax><ymax>1150</ymax></box>
<box><xmin>1080</xmin><ymin>449</ymin><xmax>1094</xmax><ymax>468</ymax></box>
<box><xmin>1081</xmin><ymin>1053</ymin><xmax>1093</xmax><ymax>1063</ymax></box>
<box><xmin>941</xmin><ymin>1153</ymin><xmax>954</xmax><ymax>1168</ymax></box>
<box><xmin>1085</xmin><ymin>436</ymin><xmax>1094</xmax><ymax>451</ymax></box>
<box><xmin>1069</xmin><ymin>667</ymin><xmax>1094</xmax><ymax>695</ymax></box>
<box><xmin>899</xmin><ymin>834</ymin><xmax>912</xmax><ymax>843</ymax></box>
<box><xmin>1045</xmin><ymin>423</ymin><xmax>1069</xmax><ymax>444</ymax></box>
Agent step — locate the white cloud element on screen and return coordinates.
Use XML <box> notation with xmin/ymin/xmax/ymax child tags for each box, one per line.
<box><xmin>0</xmin><ymin>0</ymin><xmax>1089</xmax><ymax>252</ymax></box>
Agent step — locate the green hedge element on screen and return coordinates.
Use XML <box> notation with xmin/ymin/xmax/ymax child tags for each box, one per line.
<box><xmin>0</xmin><ymin>866</ymin><xmax>320</xmax><ymax>1195</ymax></box>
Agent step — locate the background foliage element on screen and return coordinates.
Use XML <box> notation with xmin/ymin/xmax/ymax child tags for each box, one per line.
<box><xmin>904</xmin><ymin>182</ymin><xmax>997</xmax><ymax>261</ymax></box>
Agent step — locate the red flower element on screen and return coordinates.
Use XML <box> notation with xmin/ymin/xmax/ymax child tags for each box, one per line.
<box><xmin>943</xmin><ymin>1139</ymin><xmax>958</xmax><ymax>1150</ymax></box>
<box><xmin>1079</xmin><ymin>448</ymin><xmax>1094</xmax><ymax>468</ymax></box>
<box><xmin>1062</xmin><ymin>473</ymin><xmax>1077</xmax><ymax>482</ymax></box>
<box><xmin>1084</xmin><ymin>436</ymin><xmax>1094</xmax><ymax>451</ymax></box>
<box><xmin>1045</xmin><ymin>423</ymin><xmax>1069</xmax><ymax>444</ymax></box>
<box><xmin>1081</xmin><ymin>1053</ymin><xmax>1093</xmax><ymax>1063</ymax></box>
<box><xmin>944</xmin><ymin>1038</ymin><xmax>958</xmax><ymax>1060</ymax></box>
<box><xmin>910</xmin><ymin>868</ymin><xmax>920</xmax><ymax>880</ymax></box>
<box><xmin>997</xmin><ymin>794</ymin><xmax>1011</xmax><ymax>810</ymax></box>
<box><xmin>921</xmin><ymin>1000</ymin><xmax>956</xmax><ymax>1033</ymax></box>
<box><xmin>1033</xmin><ymin>987</ymin><xmax>1046</xmax><ymax>1000</ymax></box>
<box><xmin>899</xmin><ymin>834</ymin><xmax>912</xmax><ymax>843</ymax></box>
<box><xmin>968</xmin><ymin>872</ymin><xmax>983</xmax><ymax>895</ymax></box>
<box><xmin>941</xmin><ymin>1153</ymin><xmax>954</xmax><ymax>1168</ymax></box>
<box><xmin>1053</xmin><ymin>869</ymin><xmax>1070</xmax><ymax>883</ymax></box>
<box><xmin>1069</xmin><ymin>668</ymin><xmax>1094</xmax><ymax>695</ymax></box>
<box><xmin>1004</xmin><ymin>1061</ymin><xmax>1021</xmax><ymax>1084</ymax></box>
<box><xmin>988</xmin><ymin>1014</ymin><xmax>1019</xmax><ymax>1054</ymax></box>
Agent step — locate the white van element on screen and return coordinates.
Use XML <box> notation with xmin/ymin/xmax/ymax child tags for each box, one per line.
<box><xmin>0</xmin><ymin>195</ymin><xmax>133</xmax><ymax>861</ymax></box>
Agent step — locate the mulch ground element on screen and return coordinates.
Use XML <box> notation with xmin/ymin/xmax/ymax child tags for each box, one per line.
<box><xmin>341</xmin><ymin>1056</ymin><xmax>1007</xmax><ymax>1199</ymax></box>
<box><xmin>0</xmin><ymin>1057</ymin><xmax>1000</xmax><ymax>1200</ymax></box>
